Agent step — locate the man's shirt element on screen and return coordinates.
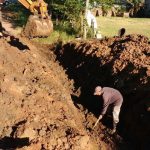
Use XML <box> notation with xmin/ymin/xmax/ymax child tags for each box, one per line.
<box><xmin>101</xmin><ymin>87</ymin><xmax>123</xmax><ymax>115</ymax></box>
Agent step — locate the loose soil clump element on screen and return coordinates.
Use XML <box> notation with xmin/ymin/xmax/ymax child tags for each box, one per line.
<box><xmin>22</xmin><ymin>15</ymin><xmax>53</xmax><ymax>38</ymax></box>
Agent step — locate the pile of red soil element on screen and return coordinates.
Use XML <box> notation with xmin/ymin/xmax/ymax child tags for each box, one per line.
<box><xmin>55</xmin><ymin>34</ymin><xmax>150</xmax><ymax>149</ymax></box>
<box><xmin>0</xmin><ymin>34</ymin><xmax>108</xmax><ymax>150</ymax></box>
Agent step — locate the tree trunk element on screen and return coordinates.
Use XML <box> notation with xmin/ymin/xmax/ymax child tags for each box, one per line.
<box><xmin>83</xmin><ymin>0</ymin><xmax>89</xmax><ymax>39</ymax></box>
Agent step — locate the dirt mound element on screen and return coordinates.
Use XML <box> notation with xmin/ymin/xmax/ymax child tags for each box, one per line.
<box><xmin>55</xmin><ymin>34</ymin><xmax>150</xmax><ymax>149</ymax></box>
<box><xmin>0</xmin><ymin>34</ymin><xmax>105</xmax><ymax>150</ymax></box>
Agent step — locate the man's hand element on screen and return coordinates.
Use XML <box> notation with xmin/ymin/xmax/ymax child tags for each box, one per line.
<box><xmin>98</xmin><ymin>115</ymin><xmax>103</xmax><ymax>120</ymax></box>
<box><xmin>93</xmin><ymin>115</ymin><xmax>103</xmax><ymax>129</ymax></box>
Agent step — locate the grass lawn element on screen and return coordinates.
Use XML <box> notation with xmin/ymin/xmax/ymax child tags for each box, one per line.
<box><xmin>35</xmin><ymin>17</ymin><xmax>150</xmax><ymax>44</ymax></box>
<box><xmin>34</xmin><ymin>31</ymin><xmax>75</xmax><ymax>44</ymax></box>
<box><xmin>96</xmin><ymin>17</ymin><xmax>150</xmax><ymax>39</ymax></box>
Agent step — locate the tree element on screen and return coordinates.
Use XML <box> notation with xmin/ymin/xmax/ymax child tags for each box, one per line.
<box><xmin>46</xmin><ymin>0</ymin><xmax>84</xmax><ymax>20</ymax></box>
<box><xmin>83</xmin><ymin>0</ymin><xmax>89</xmax><ymax>39</ymax></box>
<box><xmin>96</xmin><ymin>0</ymin><xmax>115</xmax><ymax>5</ymax></box>
<box><xmin>127</xmin><ymin>0</ymin><xmax>144</xmax><ymax>17</ymax></box>
<box><xmin>64</xmin><ymin>0</ymin><xmax>84</xmax><ymax>24</ymax></box>
<box><xmin>45</xmin><ymin>0</ymin><xmax>116</xmax><ymax>37</ymax></box>
<box><xmin>127</xmin><ymin>0</ymin><xmax>143</xmax><ymax>4</ymax></box>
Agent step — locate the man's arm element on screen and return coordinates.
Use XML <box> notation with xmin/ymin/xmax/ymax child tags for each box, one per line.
<box><xmin>101</xmin><ymin>101</ymin><xmax>109</xmax><ymax>116</ymax></box>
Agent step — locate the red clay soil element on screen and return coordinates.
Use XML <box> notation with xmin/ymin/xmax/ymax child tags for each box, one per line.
<box><xmin>55</xmin><ymin>34</ymin><xmax>150</xmax><ymax>149</ymax></box>
<box><xmin>0</xmin><ymin>34</ymin><xmax>111</xmax><ymax>150</ymax></box>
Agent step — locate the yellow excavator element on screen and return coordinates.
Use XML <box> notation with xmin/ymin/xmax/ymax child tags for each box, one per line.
<box><xmin>18</xmin><ymin>0</ymin><xmax>53</xmax><ymax>38</ymax></box>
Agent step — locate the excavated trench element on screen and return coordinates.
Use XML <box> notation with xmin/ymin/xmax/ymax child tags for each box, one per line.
<box><xmin>54</xmin><ymin>35</ymin><xmax>150</xmax><ymax>150</ymax></box>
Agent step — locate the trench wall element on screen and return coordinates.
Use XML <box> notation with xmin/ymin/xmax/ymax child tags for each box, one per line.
<box><xmin>55</xmin><ymin>35</ymin><xmax>150</xmax><ymax>149</ymax></box>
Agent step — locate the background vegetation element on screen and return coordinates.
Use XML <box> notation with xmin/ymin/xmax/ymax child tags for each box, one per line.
<box><xmin>2</xmin><ymin>0</ymin><xmax>149</xmax><ymax>43</ymax></box>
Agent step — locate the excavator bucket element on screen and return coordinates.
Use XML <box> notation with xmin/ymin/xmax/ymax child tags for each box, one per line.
<box><xmin>22</xmin><ymin>15</ymin><xmax>53</xmax><ymax>38</ymax></box>
<box><xmin>19</xmin><ymin>0</ymin><xmax>53</xmax><ymax>38</ymax></box>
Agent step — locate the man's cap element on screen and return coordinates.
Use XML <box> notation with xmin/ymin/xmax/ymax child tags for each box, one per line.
<box><xmin>94</xmin><ymin>86</ymin><xmax>102</xmax><ymax>95</ymax></box>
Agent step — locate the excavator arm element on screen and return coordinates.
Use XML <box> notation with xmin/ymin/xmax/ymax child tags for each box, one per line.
<box><xmin>18</xmin><ymin>0</ymin><xmax>32</xmax><ymax>10</ymax></box>
<box><xmin>18</xmin><ymin>0</ymin><xmax>48</xmax><ymax>18</ymax></box>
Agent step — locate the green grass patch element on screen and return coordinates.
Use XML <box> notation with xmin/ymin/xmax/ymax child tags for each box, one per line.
<box><xmin>34</xmin><ymin>30</ymin><xmax>75</xmax><ymax>44</ymax></box>
<box><xmin>96</xmin><ymin>17</ymin><xmax>150</xmax><ymax>39</ymax></box>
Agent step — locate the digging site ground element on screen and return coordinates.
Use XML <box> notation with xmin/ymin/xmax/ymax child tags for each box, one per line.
<box><xmin>0</xmin><ymin>12</ymin><xmax>150</xmax><ymax>150</ymax></box>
